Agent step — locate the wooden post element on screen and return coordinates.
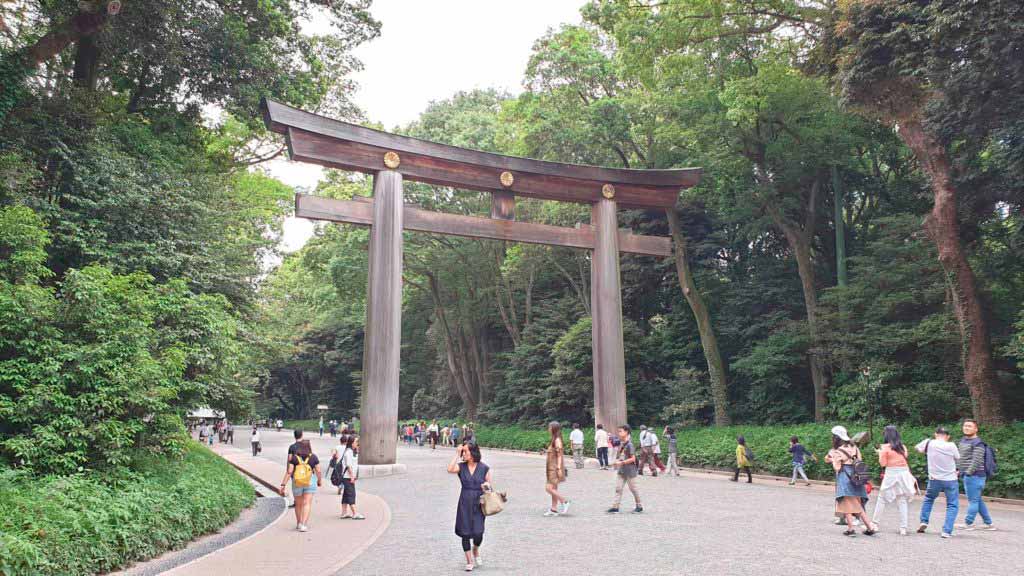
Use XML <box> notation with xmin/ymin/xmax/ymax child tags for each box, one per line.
<box><xmin>360</xmin><ymin>170</ymin><xmax>403</xmax><ymax>465</ymax></box>
<box><xmin>591</xmin><ymin>198</ymin><xmax>627</xmax><ymax>430</ymax></box>
<box><xmin>491</xmin><ymin>191</ymin><xmax>515</xmax><ymax>220</ymax></box>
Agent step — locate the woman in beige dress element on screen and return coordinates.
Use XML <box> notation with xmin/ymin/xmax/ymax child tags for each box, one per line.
<box><xmin>544</xmin><ymin>421</ymin><xmax>570</xmax><ymax>516</ymax></box>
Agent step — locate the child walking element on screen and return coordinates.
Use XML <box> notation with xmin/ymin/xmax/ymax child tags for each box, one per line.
<box><xmin>731</xmin><ymin>436</ymin><xmax>753</xmax><ymax>483</ymax></box>
<box><xmin>608</xmin><ymin>424</ymin><xmax>642</xmax><ymax>513</ymax></box>
<box><xmin>788</xmin><ymin>435</ymin><xmax>817</xmax><ymax>486</ymax></box>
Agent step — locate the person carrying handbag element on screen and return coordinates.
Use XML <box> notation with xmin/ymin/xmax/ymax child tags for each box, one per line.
<box><xmin>448</xmin><ymin>442</ymin><xmax>491</xmax><ymax>572</ymax></box>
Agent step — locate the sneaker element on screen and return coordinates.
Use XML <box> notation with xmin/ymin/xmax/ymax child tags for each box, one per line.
<box><xmin>917</xmin><ymin>523</ymin><xmax>928</xmax><ymax>533</ymax></box>
<box><xmin>900</xmin><ymin>528</ymin><xmax>908</xmax><ymax>536</ymax></box>
<box><xmin>633</xmin><ymin>506</ymin><xmax>644</xmax><ymax>513</ymax></box>
<box><xmin>957</xmin><ymin>523</ymin><xmax>976</xmax><ymax>531</ymax></box>
<box><xmin>834</xmin><ymin>517</ymin><xmax>846</xmax><ymax>526</ymax></box>
<box><xmin>941</xmin><ymin>532</ymin><xmax>952</xmax><ymax>539</ymax></box>
<box><xmin>979</xmin><ymin>524</ymin><xmax>997</xmax><ymax>531</ymax></box>
<box><xmin>298</xmin><ymin>524</ymin><xmax>308</xmax><ymax>532</ymax></box>
<box><xmin>606</xmin><ymin>507</ymin><xmax>619</xmax><ymax>513</ymax></box>
<box><xmin>543</xmin><ymin>509</ymin><xmax>560</xmax><ymax>517</ymax></box>
<box><xmin>474</xmin><ymin>554</ymin><xmax>483</xmax><ymax>567</ymax></box>
<box><xmin>351</xmin><ymin>514</ymin><xmax>366</xmax><ymax>520</ymax></box>
<box><xmin>788</xmin><ymin>481</ymin><xmax>796</xmax><ymax>486</ymax></box>
<box><xmin>559</xmin><ymin>500</ymin><xmax>571</xmax><ymax>515</ymax></box>
<box><xmin>465</xmin><ymin>563</ymin><xmax>474</xmax><ymax>572</ymax></box>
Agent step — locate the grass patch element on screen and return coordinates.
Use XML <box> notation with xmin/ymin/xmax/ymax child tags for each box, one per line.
<box><xmin>472</xmin><ymin>422</ymin><xmax>1024</xmax><ymax>498</ymax></box>
<box><xmin>0</xmin><ymin>442</ymin><xmax>254</xmax><ymax>576</ymax></box>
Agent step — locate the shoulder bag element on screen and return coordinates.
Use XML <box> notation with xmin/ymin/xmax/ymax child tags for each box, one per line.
<box><xmin>479</xmin><ymin>483</ymin><xmax>508</xmax><ymax>516</ymax></box>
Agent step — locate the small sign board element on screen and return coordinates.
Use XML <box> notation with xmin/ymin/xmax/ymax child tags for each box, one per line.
<box><xmin>316</xmin><ymin>404</ymin><xmax>329</xmax><ymax>411</ymax></box>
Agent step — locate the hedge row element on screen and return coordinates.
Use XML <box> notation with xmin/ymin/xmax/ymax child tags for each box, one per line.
<box><xmin>0</xmin><ymin>443</ymin><xmax>255</xmax><ymax>576</ymax></box>
<box><xmin>472</xmin><ymin>422</ymin><xmax>1024</xmax><ymax>499</ymax></box>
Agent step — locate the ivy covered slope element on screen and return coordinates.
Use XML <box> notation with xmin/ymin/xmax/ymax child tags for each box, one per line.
<box><xmin>472</xmin><ymin>423</ymin><xmax>1024</xmax><ymax>499</ymax></box>
<box><xmin>0</xmin><ymin>443</ymin><xmax>253</xmax><ymax>576</ymax></box>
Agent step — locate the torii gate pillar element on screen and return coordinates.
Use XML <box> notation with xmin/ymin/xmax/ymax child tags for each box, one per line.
<box><xmin>360</xmin><ymin>170</ymin><xmax>403</xmax><ymax>465</ymax></box>
<box><xmin>591</xmin><ymin>198</ymin><xmax>627</xmax><ymax>430</ymax></box>
<box><xmin>261</xmin><ymin>98</ymin><xmax>702</xmax><ymax>467</ymax></box>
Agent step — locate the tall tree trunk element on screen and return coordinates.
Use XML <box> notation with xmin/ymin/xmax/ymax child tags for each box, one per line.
<box><xmin>790</xmin><ymin>237</ymin><xmax>829</xmax><ymax>422</ymax></box>
<box><xmin>666</xmin><ymin>207</ymin><xmax>730</xmax><ymax>425</ymax></box>
<box><xmin>762</xmin><ymin>175</ymin><xmax>829</xmax><ymax>421</ymax></box>
<box><xmin>898</xmin><ymin>119</ymin><xmax>1004</xmax><ymax>425</ymax></box>
<box><xmin>72</xmin><ymin>35</ymin><xmax>100</xmax><ymax>89</ymax></box>
<box><xmin>493</xmin><ymin>247</ymin><xmax>521</xmax><ymax>347</ymax></box>
<box><xmin>25</xmin><ymin>10</ymin><xmax>110</xmax><ymax>67</ymax></box>
<box><xmin>426</xmin><ymin>273</ymin><xmax>479</xmax><ymax>420</ymax></box>
<box><xmin>0</xmin><ymin>8</ymin><xmax>111</xmax><ymax>119</ymax></box>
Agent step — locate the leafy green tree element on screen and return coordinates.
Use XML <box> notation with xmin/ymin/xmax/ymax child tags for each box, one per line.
<box><xmin>835</xmin><ymin>0</ymin><xmax>1024</xmax><ymax>424</ymax></box>
<box><xmin>0</xmin><ymin>206</ymin><xmax>248</xmax><ymax>473</ymax></box>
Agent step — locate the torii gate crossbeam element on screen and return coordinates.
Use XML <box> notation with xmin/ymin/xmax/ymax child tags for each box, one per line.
<box><xmin>261</xmin><ymin>98</ymin><xmax>701</xmax><ymax>465</ymax></box>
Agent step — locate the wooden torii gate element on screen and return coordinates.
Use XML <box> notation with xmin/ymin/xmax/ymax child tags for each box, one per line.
<box><xmin>262</xmin><ymin>99</ymin><xmax>701</xmax><ymax>465</ymax></box>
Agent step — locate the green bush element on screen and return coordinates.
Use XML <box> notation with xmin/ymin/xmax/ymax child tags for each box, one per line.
<box><xmin>0</xmin><ymin>442</ymin><xmax>254</xmax><ymax>576</ymax></box>
<box><xmin>470</xmin><ymin>422</ymin><xmax>1024</xmax><ymax>498</ymax></box>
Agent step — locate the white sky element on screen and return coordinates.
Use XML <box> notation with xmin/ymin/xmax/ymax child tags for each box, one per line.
<box><xmin>269</xmin><ymin>0</ymin><xmax>584</xmax><ymax>253</ymax></box>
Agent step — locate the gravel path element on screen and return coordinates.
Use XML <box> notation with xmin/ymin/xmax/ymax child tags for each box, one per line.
<box><xmin>336</xmin><ymin>442</ymin><xmax>1024</xmax><ymax>575</ymax></box>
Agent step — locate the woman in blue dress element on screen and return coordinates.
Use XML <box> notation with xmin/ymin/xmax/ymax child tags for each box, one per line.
<box><xmin>448</xmin><ymin>441</ymin><xmax>492</xmax><ymax>572</ymax></box>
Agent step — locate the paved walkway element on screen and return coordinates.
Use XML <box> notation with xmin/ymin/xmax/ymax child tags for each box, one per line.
<box><xmin>161</xmin><ymin>433</ymin><xmax>390</xmax><ymax>576</ymax></box>
<box><xmin>185</xmin><ymin>430</ymin><xmax>1024</xmax><ymax>575</ymax></box>
<box><xmin>339</xmin><ymin>441</ymin><xmax>1024</xmax><ymax>576</ymax></box>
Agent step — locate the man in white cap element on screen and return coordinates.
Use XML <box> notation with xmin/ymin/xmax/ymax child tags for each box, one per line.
<box><xmin>915</xmin><ymin>426</ymin><xmax>961</xmax><ymax>538</ymax></box>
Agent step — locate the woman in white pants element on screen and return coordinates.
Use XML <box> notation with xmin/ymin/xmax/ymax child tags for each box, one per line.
<box><xmin>872</xmin><ymin>425</ymin><xmax>918</xmax><ymax>535</ymax></box>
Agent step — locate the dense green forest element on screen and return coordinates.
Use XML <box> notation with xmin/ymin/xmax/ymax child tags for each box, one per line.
<box><xmin>258</xmin><ymin>1</ymin><xmax>1024</xmax><ymax>429</ymax></box>
<box><xmin>3</xmin><ymin>1</ymin><xmax>1024</xmax><ymax>476</ymax></box>
<box><xmin>1</xmin><ymin>2</ymin><xmax>379</xmax><ymax>572</ymax></box>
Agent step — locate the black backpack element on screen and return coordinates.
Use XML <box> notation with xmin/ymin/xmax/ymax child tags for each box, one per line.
<box><xmin>329</xmin><ymin>449</ymin><xmax>349</xmax><ymax>486</ymax></box>
<box><xmin>840</xmin><ymin>448</ymin><xmax>872</xmax><ymax>487</ymax></box>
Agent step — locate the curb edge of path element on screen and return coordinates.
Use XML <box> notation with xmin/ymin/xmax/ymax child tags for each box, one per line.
<box><xmin>155</xmin><ymin>494</ymin><xmax>290</xmax><ymax>575</ymax></box>
<box><xmin>325</xmin><ymin>491</ymin><xmax>393</xmax><ymax>575</ymax></box>
<box><xmin>168</xmin><ymin>442</ymin><xmax>393</xmax><ymax>576</ymax></box>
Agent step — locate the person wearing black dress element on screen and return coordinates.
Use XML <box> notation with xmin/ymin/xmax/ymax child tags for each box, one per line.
<box><xmin>448</xmin><ymin>441</ymin><xmax>492</xmax><ymax>572</ymax></box>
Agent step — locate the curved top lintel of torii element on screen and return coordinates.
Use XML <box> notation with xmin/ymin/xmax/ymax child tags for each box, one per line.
<box><xmin>261</xmin><ymin>98</ymin><xmax>701</xmax><ymax>209</ymax></box>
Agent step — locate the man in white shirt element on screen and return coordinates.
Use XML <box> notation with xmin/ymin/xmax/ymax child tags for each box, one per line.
<box><xmin>915</xmin><ymin>426</ymin><xmax>961</xmax><ymax>538</ymax></box>
<box><xmin>594</xmin><ymin>424</ymin><xmax>610</xmax><ymax>470</ymax></box>
<box><xmin>650</xmin><ymin>430</ymin><xmax>666</xmax><ymax>473</ymax></box>
<box><xmin>250</xmin><ymin>427</ymin><xmax>261</xmax><ymax>456</ymax></box>
<box><xmin>569</xmin><ymin>423</ymin><xmax>585</xmax><ymax>469</ymax></box>
<box><xmin>638</xmin><ymin>425</ymin><xmax>658</xmax><ymax>477</ymax></box>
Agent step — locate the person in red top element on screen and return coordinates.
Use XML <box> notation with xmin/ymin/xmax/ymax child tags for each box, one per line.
<box><xmin>871</xmin><ymin>425</ymin><xmax>917</xmax><ymax>535</ymax></box>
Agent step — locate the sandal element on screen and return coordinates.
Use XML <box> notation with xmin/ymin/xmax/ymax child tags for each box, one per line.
<box><xmin>863</xmin><ymin>528</ymin><xmax>877</xmax><ymax>536</ymax></box>
<box><xmin>843</xmin><ymin>529</ymin><xmax>856</xmax><ymax>536</ymax></box>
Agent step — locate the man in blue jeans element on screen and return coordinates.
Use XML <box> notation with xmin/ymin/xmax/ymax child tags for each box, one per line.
<box><xmin>956</xmin><ymin>419</ymin><xmax>997</xmax><ymax>531</ymax></box>
<box><xmin>915</xmin><ymin>426</ymin><xmax>961</xmax><ymax>538</ymax></box>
